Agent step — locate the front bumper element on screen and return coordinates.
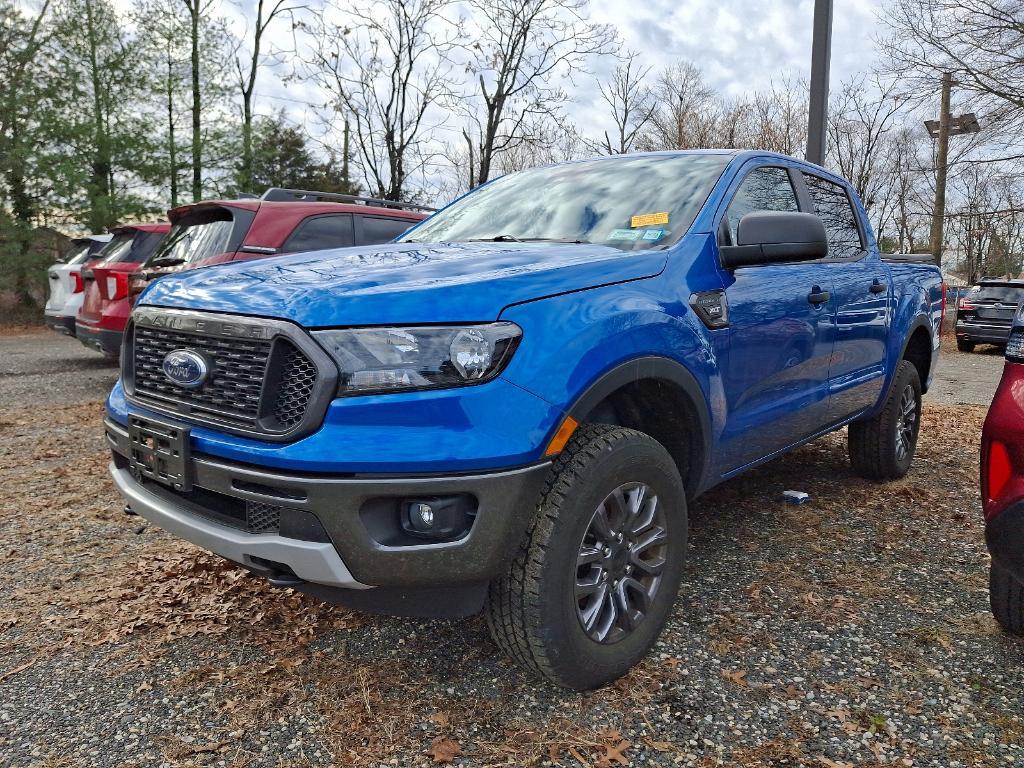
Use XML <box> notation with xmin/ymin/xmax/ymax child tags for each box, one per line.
<box><xmin>987</xmin><ymin>500</ymin><xmax>1024</xmax><ymax>585</ymax></box>
<box><xmin>105</xmin><ymin>418</ymin><xmax>550</xmax><ymax>592</ymax></box>
<box><xmin>77</xmin><ymin>322</ymin><xmax>123</xmax><ymax>356</ymax></box>
<box><xmin>956</xmin><ymin>320</ymin><xmax>1011</xmax><ymax>345</ymax></box>
<box><xmin>44</xmin><ymin>312</ymin><xmax>76</xmax><ymax>336</ymax></box>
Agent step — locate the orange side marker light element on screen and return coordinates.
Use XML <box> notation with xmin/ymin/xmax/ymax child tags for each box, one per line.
<box><xmin>544</xmin><ymin>416</ymin><xmax>579</xmax><ymax>457</ymax></box>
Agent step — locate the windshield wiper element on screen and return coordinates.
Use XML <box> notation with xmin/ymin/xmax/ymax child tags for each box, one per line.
<box><xmin>468</xmin><ymin>234</ymin><xmax>523</xmax><ymax>242</ymax></box>
<box><xmin>466</xmin><ymin>235</ymin><xmax>591</xmax><ymax>245</ymax></box>
<box><xmin>147</xmin><ymin>256</ymin><xmax>186</xmax><ymax>268</ymax></box>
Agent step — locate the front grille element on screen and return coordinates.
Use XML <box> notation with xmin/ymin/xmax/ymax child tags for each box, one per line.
<box><xmin>127</xmin><ymin>314</ymin><xmax>327</xmax><ymax>439</ymax></box>
<box><xmin>133</xmin><ymin>326</ymin><xmax>272</xmax><ymax>426</ymax></box>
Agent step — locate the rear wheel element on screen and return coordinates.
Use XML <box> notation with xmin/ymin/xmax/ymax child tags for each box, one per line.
<box><xmin>957</xmin><ymin>339</ymin><xmax>975</xmax><ymax>353</ymax></box>
<box><xmin>848</xmin><ymin>360</ymin><xmax>922</xmax><ymax>480</ymax></box>
<box><xmin>485</xmin><ymin>424</ymin><xmax>687</xmax><ymax>690</ymax></box>
<box><xmin>990</xmin><ymin>562</ymin><xmax>1024</xmax><ymax>634</ymax></box>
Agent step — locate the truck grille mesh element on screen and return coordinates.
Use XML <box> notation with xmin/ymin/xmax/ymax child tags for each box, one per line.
<box><xmin>130</xmin><ymin>325</ymin><xmax>318</xmax><ymax>435</ymax></box>
<box><xmin>246</xmin><ymin>500</ymin><xmax>283</xmax><ymax>534</ymax></box>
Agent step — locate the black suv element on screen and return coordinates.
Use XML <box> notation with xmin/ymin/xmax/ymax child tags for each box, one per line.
<box><xmin>955</xmin><ymin>280</ymin><xmax>1024</xmax><ymax>352</ymax></box>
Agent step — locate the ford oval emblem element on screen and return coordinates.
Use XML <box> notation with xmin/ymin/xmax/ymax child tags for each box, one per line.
<box><xmin>162</xmin><ymin>349</ymin><xmax>208</xmax><ymax>388</ymax></box>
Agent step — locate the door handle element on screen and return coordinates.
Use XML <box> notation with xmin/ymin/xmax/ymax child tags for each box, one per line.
<box><xmin>870</xmin><ymin>280</ymin><xmax>887</xmax><ymax>294</ymax></box>
<box><xmin>807</xmin><ymin>287</ymin><xmax>831</xmax><ymax>305</ymax></box>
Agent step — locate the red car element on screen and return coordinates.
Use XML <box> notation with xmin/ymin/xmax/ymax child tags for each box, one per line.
<box><xmin>981</xmin><ymin>312</ymin><xmax>1024</xmax><ymax>633</ymax></box>
<box><xmin>76</xmin><ymin>223</ymin><xmax>169</xmax><ymax>357</ymax></box>
<box><xmin>128</xmin><ymin>188</ymin><xmax>431</xmax><ymax>303</ymax></box>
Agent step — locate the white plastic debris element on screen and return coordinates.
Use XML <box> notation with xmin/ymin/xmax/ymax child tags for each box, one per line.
<box><xmin>782</xmin><ymin>490</ymin><xmax>810</xmax><ymax>504</ymax></box>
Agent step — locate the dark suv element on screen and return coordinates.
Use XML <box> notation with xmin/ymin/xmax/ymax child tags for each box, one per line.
<box><xmin>955</xmin><ymin>280</ymin><xmax>1024</xmax><ymax>352</ymax></box>
<box><xmin>128</xmin><ymin>188</ymin><xmax>431</xmax><ymax>303</ymax></box>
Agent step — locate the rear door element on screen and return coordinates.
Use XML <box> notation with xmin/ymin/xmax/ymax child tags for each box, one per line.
<box><xmin>800</xmin><ymin>172</ymin><xmax>890</xmax><ymax>422</ymax></box>
<box><xmin>715</xmin><ymin>163</ymin><xmax>837</xmax><ymax>473</ymax></box>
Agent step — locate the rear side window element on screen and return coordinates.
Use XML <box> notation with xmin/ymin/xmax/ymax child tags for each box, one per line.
<box><xmin>146</xmin><ymin>208</ymin><xmax>236</xmax><ymax>267</ymax></box>
<box><xmin>723</xmin><ymin>166</ymin><xmax>799</xmax><ymax>245</ymax></box>
<box><xmin>132</xmin><ymin>231</ymin><xmax>166</xmax><ymax>263</ymax></box>
<box><xmin>282</xmin><ymin>214</ymin><xmax>354</xmax><ymax>253</ymax></box>
<box><xmin>804</xmin><ymin>174</ymin><xmax>863</xmax><ymax>261</ymax></box>
<box><xmin>359</xmin><ymin>216</ymin><xmax>415</xmax><ymax>245</ymax></box>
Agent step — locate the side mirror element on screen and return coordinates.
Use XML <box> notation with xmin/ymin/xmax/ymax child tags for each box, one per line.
<box><xmin>719</xmin><ymin>211</ymin><xmax>827</xmax><ymax>269</ymax></box>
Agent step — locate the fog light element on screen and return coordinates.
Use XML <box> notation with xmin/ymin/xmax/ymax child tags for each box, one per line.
<box><xmin>412</xmin><ymin>502</ymin><xmax>434</xmax><ymax>527</ymax></box>
<box><xmin>401</xmin><ymin>495</ymin><xmax>476</xmax><ymax>540</ymax></box>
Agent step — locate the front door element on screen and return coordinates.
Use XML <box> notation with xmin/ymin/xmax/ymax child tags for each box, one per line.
<box><xmin>714</xmin><ymin>165</ymin><xmax>836</xmax><ymax>474</ymax></box>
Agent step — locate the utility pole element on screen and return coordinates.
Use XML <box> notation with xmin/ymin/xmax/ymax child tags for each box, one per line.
<box><xmin>805</xmin><ymin>0</ymin><xmax>833</xmax><ymax>166</ymax></box>
<box><xmin>924</xmin><ymin>73</ymin><xmax>980</xmax><ymax>268</ymax></box>
<box><xmin>928</xmin><ymin>72</ymin><xmax>952</xmax><ymax>267</ymax></box>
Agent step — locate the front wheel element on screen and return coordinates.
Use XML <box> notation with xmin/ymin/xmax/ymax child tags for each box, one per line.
<box><xmin>848</xmin><ymin>360</ymin><xmax>922</xmax><ymax>480</ymax></box>
<box><xmin>485</xmin><ymin>424</ymin><xmax>687</xmax><ymax>690</ymax></box>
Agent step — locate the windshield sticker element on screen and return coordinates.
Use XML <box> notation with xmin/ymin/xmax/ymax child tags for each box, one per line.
<box><xmin>631</xmin><ymin>211</ymin><xmax>669</xmax><ymax>228</ymax></box>
<box><xmin>641</xmin><ymin>228</ymin><xmax>667</xmax><ymax>241</ymax></box>
<box><xmin>607</xmin><ymin>228</ymin><xmax>642</xmax><ymax>242</ymax></box>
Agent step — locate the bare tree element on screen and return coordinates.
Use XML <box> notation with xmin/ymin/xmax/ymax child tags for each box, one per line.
<box><xmin>179</xmin><ymin>0</ymin><xmax>221</xmax><ymax>201</ymax></box>
<box><xmin>881</xmin><ymin>0</ymin><xmax>1024</xmax><ymax>154</ymax></box>
<box><xmin>461</xmin><ymin>0</ymin><xmax>617</xmax><ymax>186</ymax></box>
<box><xmin>234</xmin><ymin>0</ymin><xmax>304</xmax><ymax>193</ymax></box>
<box><xmin>595</xmin><ymin>52</ymin><xmax>655</xmax><ymax>155</ymax></box>
<box><xmin>304</xmin><ymin>0</ymin><xmax>456</xmax><ymax>201</ymax></box>
<box><xmin>638</xmin><ymin>61</ymin><xmax>719</xmax><ymax>150</ymax></box>
<box><xmin>747</xmin><ymin>76</ymin><xmax>809</xmax><ymax>155</ymax></box>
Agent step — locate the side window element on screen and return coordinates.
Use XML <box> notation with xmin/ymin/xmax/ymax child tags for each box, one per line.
<box><xmin>282</xmin><ymin>214</ymin><xmax>354</xmax><ymax>253</ymax></box>
<box><xmin>359</xmin><ymin>216</ymin><xmax>415</xmax><ymax>245</ymax></box>
<box><xmin>803</xmin><ymin>174</ymin><xmax>864</xmax><ymax>261</ymax></box>
<box><xmin>723</xmin><ymin>166</ymin><xmax>799</xmax><ymax>244</ymax></box>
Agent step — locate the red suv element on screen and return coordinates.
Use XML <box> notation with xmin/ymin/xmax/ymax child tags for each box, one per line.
<box><xmin>981</xmin><ymin>308</ymin><xmax>1024</xmax><ymax>634</ymax></box>
<box><xmin>77</xmin><ymin>223</ymin><xmax>170</xmax><ymax>357</ymax></box>
<box><xmin>129</xmin><ymin>188</ymin><xmax>431</xmax><ymax>303</ymax></box>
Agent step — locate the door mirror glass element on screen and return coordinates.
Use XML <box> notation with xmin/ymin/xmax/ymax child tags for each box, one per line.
<box><xmin>720</xmin><ymin>211</ymin><xmax>828</xmax><ymax>269</ymax></box>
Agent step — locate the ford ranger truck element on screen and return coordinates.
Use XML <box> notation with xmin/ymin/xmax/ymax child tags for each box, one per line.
<box><xmin>106</xmin><ymin>151</ymin><xmax>942</xmax><ymax>690</ymax></box>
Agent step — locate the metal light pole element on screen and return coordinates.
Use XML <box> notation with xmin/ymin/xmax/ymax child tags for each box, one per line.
<box><xmin>805</xmin><ymin>0</ymin><xmax>833</xmax><ymax>166</ymax></box>
<box><xmin>924</xmin><ymin>72</ymin><xmax>980</xmax><ymax>268</ymax></box>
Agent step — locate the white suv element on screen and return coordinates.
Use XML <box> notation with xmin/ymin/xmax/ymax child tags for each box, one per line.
<box><xmin>44</xmin><ymin>234</ymin><xmax>112</xmax><ymax>336</ymax></box>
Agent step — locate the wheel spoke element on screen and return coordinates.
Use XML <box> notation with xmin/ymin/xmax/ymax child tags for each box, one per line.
<box><xmin>629</xmin><ymin>493</ymin><xmax>659</xmax><ymax>536</ymax></box>
<box><xmin>631</xmin><ymin>525</ymin><xmax>667</xmax><ymax>557</ymax></box>
<box><xmin>577</xmin><ymin>545</ymin><xmax>604</xmax><ymax>568</ymax></box>
<box><xmin>590</xmin><ymin>503</ymin><xmax>616</xmax><ymax>541</ymax></box>
<box><xmin>579</xmin><ymin>583</ymin><xmax>609</xmax><ymax>631</ymax></box>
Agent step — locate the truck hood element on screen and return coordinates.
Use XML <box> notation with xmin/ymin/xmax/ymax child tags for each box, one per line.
<box><xmin>139</xmin><ymin>241</ymin><xmax>667</xmax><ymax>326</ymax></box>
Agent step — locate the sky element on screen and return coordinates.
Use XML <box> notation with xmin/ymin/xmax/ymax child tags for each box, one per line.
<box><xmin>220</xmin><ymin>0</ymin><xmax>888</xmax><ymax>134</ymax></box>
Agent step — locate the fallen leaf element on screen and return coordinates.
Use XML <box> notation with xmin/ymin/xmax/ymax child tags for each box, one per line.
<box><xmin>427</xmin><ymin>736</ymin><xmax>461</xmax><ymax>764</ymax></box>
<box><xmin>721</xmin><ymin>669</ymin><xmax>748</xmax><ymax>687</ymax></box>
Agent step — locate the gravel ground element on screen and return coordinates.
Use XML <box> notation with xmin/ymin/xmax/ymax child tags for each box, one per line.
<box><xmin>2</xmin><ymin>330</ymin><xmax>1023</xmax><ymax>768</ymax></box>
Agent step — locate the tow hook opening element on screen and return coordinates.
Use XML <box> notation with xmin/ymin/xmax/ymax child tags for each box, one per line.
<box><xmin>246</xmin><ymin>556</ymin><xmax>307</xmax><ymax>588</ymax></box>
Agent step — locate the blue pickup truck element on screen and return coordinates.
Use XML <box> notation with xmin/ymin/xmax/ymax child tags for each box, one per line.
<box><xmin>106</xmin><ymin>150</ymin><xmax>942</xmax><ymax>689</ymax></box>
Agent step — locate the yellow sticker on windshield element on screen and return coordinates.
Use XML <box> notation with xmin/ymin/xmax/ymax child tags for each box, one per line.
<box><xmin>631</xmin><ymin>212</ymin><xmax>669</xmax><ymax>228</ymax></box>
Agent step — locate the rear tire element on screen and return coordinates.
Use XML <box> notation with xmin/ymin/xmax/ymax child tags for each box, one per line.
<box><xmin>485</xmin><ymin>424</ymin><xmax>687</xmax><ymax>690</ymax></box>
<box><xmin>957</xmin><ymin>339</ymin><xmax>975</xmax><ymax>353</ymax></box>
<box><xmin>990</xmin><ymin>561</ymin><xmax>1024</xmax><ymax>635</ymax></box>
<box><xmin>848</xmin><ymin>360</ymin><xmax>922</xmax><ymax>481</ymax></box>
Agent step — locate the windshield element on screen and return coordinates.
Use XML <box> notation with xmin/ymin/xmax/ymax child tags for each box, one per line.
<box><xmin>146</xmin><ymin>208</ymin><xmax>235</xmax><ymax>267</ymax></box>
<box><xmin>970</xmin><ymin>285</ymin><xmax>1024</xmax><ymax>303</ymax></box>
<box><xmin>403</xmin><ymin>153</ymin><xmax>731</xmax><ymax>251</ymax></box>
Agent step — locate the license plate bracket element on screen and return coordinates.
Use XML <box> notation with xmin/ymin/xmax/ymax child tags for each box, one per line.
<box><xmin>128</xmin><ymin>416</ymin><xmax>192</xmax><ymax>492</ymax></box>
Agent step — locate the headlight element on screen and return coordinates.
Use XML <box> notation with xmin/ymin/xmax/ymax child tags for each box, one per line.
<box><xmin>311</xmin><ymin>322</ymin><xmax>522</xmax><ymax>395</ymax></box>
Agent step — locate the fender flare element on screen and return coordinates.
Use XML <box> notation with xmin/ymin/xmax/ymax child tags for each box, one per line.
<box><xmin>566</xmin><ymin>356</ymin><xmax>713</xmax><ymax>495</ymax></box>
<box><xmin>897</xmin><ymin>314</ymin><xmax>936</xmax><ymax>392</ymax></box>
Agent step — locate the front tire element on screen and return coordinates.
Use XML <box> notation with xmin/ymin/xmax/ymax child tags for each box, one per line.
<box><xmin>485</xmin><ymin>424</ymin><xmax>687</xmax><ymax>690</ymax></box>
<box><xmin>848</xmin><ymin>360</ymin><xmax>922</xmax><ymax>480</ymax></box>
<box><xmin>990</xmin><ymin>562</ymin><xmax>1024</xmax><ymax>634</ymax></box>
